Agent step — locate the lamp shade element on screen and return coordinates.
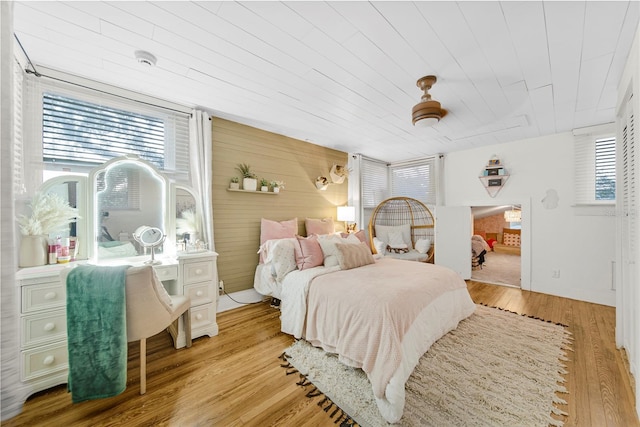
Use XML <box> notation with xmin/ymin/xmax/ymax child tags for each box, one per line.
<box><xmin>337</xmin><ymin>206</ymin><xmax>356</xmax><ymax>222</ymax></box>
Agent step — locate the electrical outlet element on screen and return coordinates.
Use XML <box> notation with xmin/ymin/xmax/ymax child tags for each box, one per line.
<box><xmin>552</xmin><ymin>269</ymin><xmax>560</xmax><ymax>279</ymax></box>
<box><xmin>218</xmin><ymin>280</ymin><xmax>224</xmax><ymax>295</ymax></box>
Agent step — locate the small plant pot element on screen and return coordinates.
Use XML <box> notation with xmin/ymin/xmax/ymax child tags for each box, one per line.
<box><xmin>243</xmin><ymin>178</ymin><xmax>257</xmax><ymax>191</ymax></box>
<box><xmin>229</xmin><ymin>182</ymin><xmax>240</xmax><ymax>190</ymax></box>
<box><xmin>273</xmin><ymin>187</ymin><xmax>280</xmax><ymax>193</ymax></box>
<box><xmin>261</xmin><ymin>186</ymin><xmax>268</xmax><ymax>192</ymax></box>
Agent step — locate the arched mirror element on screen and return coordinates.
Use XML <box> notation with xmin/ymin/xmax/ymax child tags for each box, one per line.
<box><xmin>173</xmin><ymin>184</ymin><xmax>205</xmax><ymax>252</ymax></box>
<box><xmin>39</xmin><ymin>175</ymin><xmax>87</xmax><ymax>260</ymax></box>
<box><xmin>89</xmin><ymin>155</ymin><xmax>170</xmax><ymax>262</ymax></box>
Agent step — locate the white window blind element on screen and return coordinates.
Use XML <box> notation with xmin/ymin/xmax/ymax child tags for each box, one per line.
<box><xmin>26</xmin><ymin>77</ymin><xmax>190</xmax><ymax>185</ymax></box>
<box><xmin>595</xmin><ymin>137</ymin><xmax>616</xmax><ymax>200</ymax></box>
<box><xmin>390</xmin><ymin>158</ymin><xmax>436</xmax><ymax>205</ymax></box>
<box><xmin>361</xmin><ymin>159</ymin><xmax>389</xmax><ymax>208</ymax></box>
<box><xmin>574</xmin><ymin>132</ymin><xmax>616</xmax><ymax>204</ymax></box>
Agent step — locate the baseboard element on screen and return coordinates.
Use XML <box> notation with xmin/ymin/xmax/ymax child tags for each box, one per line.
<box><xmin>217</xmin><ymin>288</ymin><xmax>265</xmax><ymax>313</ymax></box>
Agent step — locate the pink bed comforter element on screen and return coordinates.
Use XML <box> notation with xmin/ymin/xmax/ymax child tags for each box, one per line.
<box><xmin>302</xmin><ymin>258</ymin><xmax>475</xmax><ymax>421</ymax></box>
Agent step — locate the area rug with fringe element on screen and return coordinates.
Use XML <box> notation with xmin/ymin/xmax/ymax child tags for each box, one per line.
<box><xmin>280</xmin><ymin>304</ymin><xmax>572</xmax><ymax>427</ymax></box>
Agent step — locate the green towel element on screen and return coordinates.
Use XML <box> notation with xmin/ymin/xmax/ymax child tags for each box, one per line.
<box><xmin>66</xmin><ymin>265</ymin><xmax>129</xmax><ymax>403</ymax></box>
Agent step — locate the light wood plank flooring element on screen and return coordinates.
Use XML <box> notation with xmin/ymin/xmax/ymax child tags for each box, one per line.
<box><xmin>4</xmin><ymin>281</ymin><xmax>638</xmax><ymax>426</ymax></box>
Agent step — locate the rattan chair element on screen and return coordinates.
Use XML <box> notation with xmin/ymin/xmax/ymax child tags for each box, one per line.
<box><xmin>368</xmin><ymin>197</ymin><xmax>435</xmax><ymax>262</ymax></box>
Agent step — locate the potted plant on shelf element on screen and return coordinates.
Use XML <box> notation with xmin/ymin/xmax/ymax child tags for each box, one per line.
<box><xmin>270</xmin><ymin>180</ymin><xmax>285</xmax><ymax>193</ymax></box>
<box><xmin>260</xmin><ymin>178</ymin><xmax>269</xmax><ymax>192</ymax></box>
<box><xmin>17</xmin><ymin>192</ymin><xmax>79</xmax><ymax>267</ymax></box>
<box><xmin>229</xmin><ymin>177</ymin><xmax>240</xmax><ymax>190</ymax></box>
<box><xmin>236</xmin><ymin>163</ymin><xmax>257</xmax><ymax>191</ymax></box>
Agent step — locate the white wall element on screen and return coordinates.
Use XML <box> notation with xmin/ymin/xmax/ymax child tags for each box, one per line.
<box><xmin>445</xmin><ymin>132</ymin><xmax>616</xmax><ymax>306</ymax></box>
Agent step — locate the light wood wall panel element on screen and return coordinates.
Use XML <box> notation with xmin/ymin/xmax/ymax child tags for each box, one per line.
<box><xmin>211</xmin><ymin>118</ymin><xmax>348</xmax><ymax>293</ymax></box>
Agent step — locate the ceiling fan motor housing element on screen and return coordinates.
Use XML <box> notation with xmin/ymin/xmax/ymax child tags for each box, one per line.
<box><xmin>412</xmin><ymin>75</ymin><xmax>447</xmax><ymax>125</ymax></box>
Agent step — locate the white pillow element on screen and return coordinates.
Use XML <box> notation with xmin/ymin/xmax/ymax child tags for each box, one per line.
<box><xmin>373</xmin><ymin>237</ymin><xmax>387</xmax><ymax>255</ymax></box>
<box><xmin>415</xmin><ymin>238</ymin><xmax>431</xmax><ymax>254</ymax></box>
<box><xmin>387</xmin><ymin>230</ymin><xmax>408</xmax><ymax>249</ymax></box>
<box><xmin>375</xmin><ymin>224</ymin><xmax>412</xmax><ymax>249</ymax></box>
<box><xmin>318</xmin><ymin>233</ymin><xmax>361</xmax><ymax>267</ymax></box>
<box><xmin>265</xmin><ymin>238</ymin><xmax>298</xmax><ymax>281</ymax></box>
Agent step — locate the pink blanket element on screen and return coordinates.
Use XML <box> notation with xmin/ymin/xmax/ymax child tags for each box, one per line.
<box><xmin>304</xmin><ymin>258</ymin><xmax>475</xmax><ymax>401</ymax></box>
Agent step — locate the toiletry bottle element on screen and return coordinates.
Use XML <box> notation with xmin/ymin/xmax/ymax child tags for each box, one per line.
<box><xmin>48</xmin><ymin>239</ymin><xmax>57</xmax><ymax>264</ymax></box>
<box><xmin>57</xmin><ymin>237</ymin><xmax>70</xmax><ymax>264</ymax></box>
<box><xmin>69</xmin><ymin>237</ymin><xmax>77</xmax><ymax>261</ymax></box>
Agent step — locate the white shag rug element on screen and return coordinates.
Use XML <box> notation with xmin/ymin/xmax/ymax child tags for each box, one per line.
<box><xmin>283</xmin><ymin>305</ymin><xmax>572</xmax><ymax>427</ymax></box>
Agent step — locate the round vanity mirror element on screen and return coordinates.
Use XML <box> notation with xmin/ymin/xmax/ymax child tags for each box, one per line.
<box><xmin>133</xmin><ymin>226</ymin><xmax>166</xmax><ymax>265</ymax></box>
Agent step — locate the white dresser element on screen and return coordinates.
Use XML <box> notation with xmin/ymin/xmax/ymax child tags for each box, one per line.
<box><xmin>15</xmin><ymin>251</ymin><xmax>218</xmax><ymax>398</ymax></box>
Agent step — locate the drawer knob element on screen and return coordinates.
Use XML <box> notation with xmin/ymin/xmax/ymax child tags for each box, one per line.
<box><xmin>44</xmin><ymin>292</ymin><xmax>57</xmax><ymax>300</ymax></box>
<box><xmin>195</xmin><ymin>313</ymin><xmax>203</xmax><ymax>320</ymax></box>
<box><xmin>43</xmin><ymin>355</ymin><xmax>55</xmax><ymax>366</ymax></box>
<box><xmin>195</xmin><ymin>268</ymin><xmax>203</xmax><ymax>275</ymax></box>
<box><xmin>43</xmin><ymin>322</ymin><xmax>55</xmax><ymax>332</ymax></box>
<box><xmin>196</xmin><ymin>291</ymin><xmax>203</xmax><ymax>297</ymax></box>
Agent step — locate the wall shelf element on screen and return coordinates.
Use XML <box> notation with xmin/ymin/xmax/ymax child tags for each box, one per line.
<box><xmin>227</xmin><ymin>188</ymin><xmax>279</xmax><ymax>195</ymax></box>
<box><xmin>478</xmin><ymin>159</ymin><xmax>509</xmax><ymax>198</ymax></box>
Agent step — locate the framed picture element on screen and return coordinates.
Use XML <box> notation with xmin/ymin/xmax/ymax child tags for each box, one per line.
<box><xmin>487</xmin><ymin>168</ymin><xmax>500</xmax><ymax>176</ymax></box>
<box><xmin>488</xmin><ymin>178</ymin><xmax>502</xmax><ymax>187</ymax></box>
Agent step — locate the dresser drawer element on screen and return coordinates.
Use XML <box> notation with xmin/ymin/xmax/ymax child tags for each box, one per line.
<box><xmin>190</xmin><ymin>303</ymin><xmax>215</xmax><ymax>330</ymax></box>
<box><xmin>154</xmin><ymin>265</ymin><xmax>178</xmax><ymax>282</ymax></box>
<box><xmin>184</xmin><ymin>282</ymin><xmax>214</xmax><ymax>307</ymax></box>
<box><xmin>22</xmin><ymin>310</ymin><xmax>67</xmax><ymax>348</ymax></box>
<box><xmin>22</xmin><ymin>341</ymin><xmax>68</xmax><ymax>381</ymax></box>
<box><xmin>183</xmin><ymin>260</ymin><xmax>214</xmax><ymax>285</ymax></box>
<box><xmin>22</xmin><ymin>281</ymin><xmax>66</xmax><ymax>314</ymax></box>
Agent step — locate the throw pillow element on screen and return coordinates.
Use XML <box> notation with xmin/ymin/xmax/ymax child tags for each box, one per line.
<box><xmin>375</xmin><ymin>224</ymin><xmax>412</xmax><ymax>249</ymax></box>
<box><xmin>305</xmin><ymin>217</ymin><xmax>335</xmax><ymax>235</ymax></box>
<box><xmin>267</xmin><ymin>238</ymin><xmax>298</xmax><ymax>281</ymax></box>
<box><xmin>387</xmin><ymin>230</ymin><xmax>408</xmax><ymax>249</ymax></box>
<box><xmin>260</xmin><ymin>218</ymin><xmax>298</xmax><ymax>244</ymax></box>
<box><xmin>317</xmin><ymin>233</ymin><xmax>361</xmax><ymax>267</ymax></box>
<box><xmin>335</xmin><ymin>243</ymin><xmax>375</xmax><ymax>270</ymax></box>
<box><xmin>294</xmin><ymin>235</ymin><xmax>324</xmax><ymax>270</ymax></box>
<box><xmin>373</xmin><ymin>237</ymin><xmax>387</xmax><ymax>255</ymax></box>
<box><xmin>415</xmin><ymin>238</ymin><xmax>431</xmax><ymax>254</ymax></box>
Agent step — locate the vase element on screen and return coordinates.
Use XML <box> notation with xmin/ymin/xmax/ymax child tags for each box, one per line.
<box><xmin>19</xmin><ymin>235</ymin><xmax>48</xmax><ymax>268</ymax></box>
<box><xmin>243</xmin><ymin>178</ymin><xmax>257</xmax><ymax>191</ymax></box>
<box><xmin>273</xmin><ymin>187</ymin><xmax>280</xmax><ymax>193</ymax></box>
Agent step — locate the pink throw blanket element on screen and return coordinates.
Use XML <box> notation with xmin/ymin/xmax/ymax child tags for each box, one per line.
<box><xmin>304</xmin><ymin>258</ymin><xmax>473</xmax><ymax>400</ymax></box>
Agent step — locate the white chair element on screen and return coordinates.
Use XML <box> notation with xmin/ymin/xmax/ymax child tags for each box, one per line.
<box><xmin>125</xmin><ymin>265</ymin><xmax>191</xmax><ymax>394</ymax></box>
<box><xmin>63</xmin><ymin>265</ymin><xmax>192</xmax><ymax>395</ymax></box>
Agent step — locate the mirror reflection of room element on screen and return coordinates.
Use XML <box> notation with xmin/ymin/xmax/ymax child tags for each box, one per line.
<box><xmin>95</xmin><ymin>161</ymin><xmax>165</xmax><ymax>260</ymax></box>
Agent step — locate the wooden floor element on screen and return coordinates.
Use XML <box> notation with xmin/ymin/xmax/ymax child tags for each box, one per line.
<box><xmin>4</xmin><ymin>281</ymin><xmax>638</xmax><ymax>427</ymax></box>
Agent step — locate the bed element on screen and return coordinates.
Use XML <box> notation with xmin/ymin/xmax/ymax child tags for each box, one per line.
<box><xmin>253</xmin><ymin>220</ymin><xmax>476</xmax><ymax>423</ymax></box>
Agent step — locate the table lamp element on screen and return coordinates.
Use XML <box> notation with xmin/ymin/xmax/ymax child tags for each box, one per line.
<box><xmin>337</xmin><ymin>206</ymin><xmax>356</xmax><ymax>233</ymax></box>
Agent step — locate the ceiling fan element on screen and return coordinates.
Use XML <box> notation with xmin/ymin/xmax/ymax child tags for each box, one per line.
<box><xmin>412</xmin><ymin>75</ymin><xmax>447</xmax><ymax>127</ymax></box>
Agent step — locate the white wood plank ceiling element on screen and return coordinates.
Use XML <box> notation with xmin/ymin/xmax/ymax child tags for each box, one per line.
<box><xmin>12</xmin><ymin>1</ymin><xmax>640</xmax><ymax>162</ymax></box>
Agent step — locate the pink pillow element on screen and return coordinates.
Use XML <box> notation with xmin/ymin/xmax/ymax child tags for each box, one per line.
<box><xmin>260</xmin><ymin>218</ymin><xmax>298</xmax><ymax>244</ymax></box>
<box><xmin>294</xmin><ymin>235</ymin><xmax>324</xmax><ymax>270</ymax></box>
<box><xmin>341</xmin><ymin>230</ymin><xmax>370</xmax><ymax>248</ymax></box>
<box><xmin>305</xmin><ymin>218</ymin><xmax>335</xmax><ymax>235</ymax></box>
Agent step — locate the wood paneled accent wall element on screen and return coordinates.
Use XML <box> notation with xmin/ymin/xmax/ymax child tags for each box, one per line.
<box><xmin>211</xmin><ymin>118</ymin><xmax>348</xmax><ymax>294</ymax></box>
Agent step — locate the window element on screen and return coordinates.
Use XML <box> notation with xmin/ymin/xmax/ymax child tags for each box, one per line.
<box><xmin>24</xmin><ymin>75</ymin><xmax>190</xmax><ymax>187</ymax></box>
<box><xmin>594</xmin><ymin>137</ymin><xmax>616</xmax><ymax>200</ymax></box>
<box><xmin>390</xmin><ymin>158</ymin><xmax>437</xmax><ymax>206</ymax></box>
<box><xmin>43</xmin><ymin>93</ymin><xmax>166</xmax><ymax>169</ymax></box>
<box><xmin>361</xmin><ymin>159</ymin><xmax>389</xmax><ymax>208</ymax></box>
<box><xmin>574</xmin><ymin>129</ymin><xmax>616</xmax><ymax>204</ymax></box>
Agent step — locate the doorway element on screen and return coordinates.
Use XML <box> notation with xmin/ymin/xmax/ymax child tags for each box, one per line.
<box><xmin>471</xmin><ymin>205</ymin><xmax>522</xmax><ymax>288</ymax></box>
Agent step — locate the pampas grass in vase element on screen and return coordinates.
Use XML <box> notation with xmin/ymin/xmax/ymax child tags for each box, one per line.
<box><xmin>18</xmin><ymin>192</ymin><xmax>79</xmax><ymax>267</ymax></box>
